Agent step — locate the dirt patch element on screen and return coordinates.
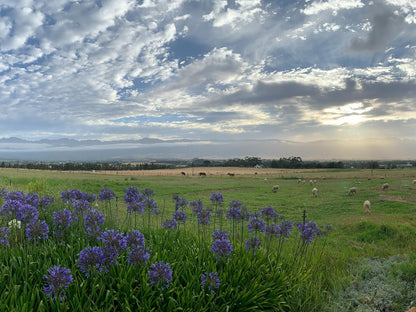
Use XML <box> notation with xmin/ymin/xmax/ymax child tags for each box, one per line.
<box><xmin>378</xmin><ymin>194</ymin><xmax>415</xmax><ymax>203</ymax></box>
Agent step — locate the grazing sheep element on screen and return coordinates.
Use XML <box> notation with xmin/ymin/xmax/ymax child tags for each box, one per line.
<box><xmin>381</xmin><ymin>183</ymin><xmax>389</xmax><ymax>191</ymax></box>
<box><xmin>413</xmin><ymin>180</ymin><xmax>416</xmax><ymax>185</ymax></box>
<box><xmin>297</xmin><ymin>179</ymin><xmax>302</xmax><ymax>184</ymax></box>
<box><xmin>272</xmin><ymin>185</ymin><xmax>279</xmax><ymax>193</ymax></box>
<box><xmin>312</xmin><ymin>187</ymin><xmax>318</xmax><ymax>198</ymax></box>
<box><xmin>364</xmin><ymin>200</ymin><xmax>371</xmax><ymax>214</ymax></box>
<box><xmin>309</xmin><ymin>180</ymin><xmax>314</xmax><ymax>185</ymax></box>
<box><xmin>302</xmin><ymin>180</ymin><xmax>306</xmax><ymax>184</ymax></box>
<box><xmin>348</xmin><ymin>187</ymin><xmax>357</xmax><ymax>195</ymax></box>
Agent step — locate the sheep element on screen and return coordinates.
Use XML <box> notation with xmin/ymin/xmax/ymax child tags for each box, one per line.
<box><xmin>413</xmin><ymin>180</ymin><xmax>416</xmax><ymax>185</ymax></box>
<box><xmin>309</xmin><ymin>180</ymin><xmax>314</xmax><ymax>185</ymax></box>
<box><xmin>364</xmin><ymin>200</ymin><xmax>371</xmax><ymax>214</ymax></box>
<box><xmin>297</xmin><ymin>178</ymin><xmax>302</xmax><ymax>184</ymax></box>
<box><xmin>381</xmin><ymin>183</ymin><xmax>389</xmax><ymax>191</ymax></box>
<box><xmin>348</xmin><ymin>187</ymin><xmax>357</xmax><ymax>196</ymax></box>
<box><xmin>272</xmin><ymin>185</ymin><xmax>279</xmax><ymax>193</ymax></box>
<box><xmin>312</xmin><ymin>187</ymin><xmax>318</xmax><ymax>198</ymax></box>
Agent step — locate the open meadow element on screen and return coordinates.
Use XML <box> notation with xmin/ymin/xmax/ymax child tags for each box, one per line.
<box><xmin>1</xmin><ymin>167</ymin><xmax>416</xmax><ymax>311</ymax></box>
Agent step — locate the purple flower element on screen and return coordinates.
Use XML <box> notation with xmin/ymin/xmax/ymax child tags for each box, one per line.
<box><xmin>261</xmin><ymin>206</ymin><xmax>278</xmax><ymax>220</ymax></box>
<box><xmin>149</xmin><ymin>261</ymin><xmax>173</xmax><ymax>290</ymax></box>
<box><xmin>78</xmin><ymin>246</ymin><xmax>106</xmax><ymax>277</ymax></box>
<box><xmin>190</xmin><ymin>199</ymin><xmax>203</xmax><ymax>214</ymax></box>
<box><xmin>174</xmin><ymin>196</ymin><xmax>188</xmax><ymax>210</ymax></box>
<box><xmin>100</xmin><ymin>229</ymin><xmax>127</xmax><ymax>253</ymax></box>
<box><xmin>98</xmin><ymin>187</ymin><xmax>116</xmax><ymax>202</ymax></box>
<box><xmin>72</xmin><ymin>199</ymin><xmax>91</xmax><ymax>215</ymax></box>
<box><xmin>126</xmin><ymin>197</ymin><xmax>145</xmax><ymax>215</ymax></box>
<box><xmin>245</xmin><ymin>236</ymin><xmax>262</xmax><ymax>254</ymax></box>
<box><xmin>212</xmin><ymin>229</ymin><xmax>229</xmax><ymax>240</ymax></box>
<box><xmin>16</xmin><ymin>204</ymin><xmax>39</xmax><ymax>225</ymax></box>
<box><xmin>53</xmin><ymin>209</ymin><xmax>73</xmax><ymax>229</ymax></box>
<box><xmin>265</xmin><ymin>223</ymin><xmax>280</xmax><ymax>238</ymax></box>
<box><xmin>83</xmin><ymin>209</ymin><xmax>105</xmax><ymax>240</ymax></box>
<box><xmin>40</xmin><ymin>195</ymin><xmax>55</xmax><ymax>210</ymax></box>
<box><xmin>173</xmin><ymin>210</ymin><xmax>187</xmax><ymax>224</ymax></box>
<box><xmin>211</xmin><ymin>238</ymin><xmax>233</xmax><ymax>261</ymax></box>
<box><xmin>298</xmin><ymin>221</ymin><xmax>321</xmax><ymax>244</ymax></box>
<box><xmin>43</xmin><ymin>266</ymin><xmax>73</xmax><ymax>302</ymax></box>
<box><xmin>210</xmin><ymin>192</ymin><xmax>224</xmax><ymax>206</ymax></box>
<box><xmin>279</xmin><ymin>220</ymin><xmax>293</xmax><ymax>240</ymax></box>
<box><xmin>25</xmin><ymin>193</ymin><xmax>40</xmax><ymax>208</ymax></box>
<box><xmin>127</xmin><ymin>247</ymin><xmax>151</xmax><ymax>266</ymax></box>
<box><xmin>126</xmin><ymin>230</ymin><xmax>145</xmax><ymax>249</ymax></box>
<box><xmin>25</xmin><ymin>220</ymin><xmax>49</xmax><ymax>242</ymax></box>
<box><xmin>4</xmin><ymin>190</ymin><xmax>25</xmax><ymax>202</ymax></box>
<box><xmin>0</xmin><ymin>199</ymin><xmax>22</xmax><ymax>218</ymax></box>
<box><xmin>0</xmin><ymin>227</ymin><xmax>9</xmax><ymax>246</ymax></box>
<box><xmin>124</xmin><ymin>187</ymin><xmax>140</xmax><ymax>204</ymax></box>
<box><xmin>201</xmin><ymin>272</ymin><xmax>220</xmax><ymax>294</ymax></box>
<box><xmin>247</xmin><ymin>217</ymin><xmax>266</xmax><ymax>234</ymax></box>
<box><xmin>226</xmin><ymin>206</ymin><xmax>241</xmax><ymax>221</ymax></box>
<box><xmin>197</xmin><ymin>209</ymin><xmax>211</xmax><ymax>225</ymax></box>
<box><xmin>142</xmin><ymin>188</ymin><xmax>155</xmax><ymax>198</ymax></box>
<box><xmin>162</xmin><ymin>218</ymin><xmax>177</xmax><ymax>230</ymax></box>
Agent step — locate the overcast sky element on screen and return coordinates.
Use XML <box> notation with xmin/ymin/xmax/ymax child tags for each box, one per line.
<box><xmin>1</xmin><ymin>0</ymin><xmax>416</xmax><ymax>160</ymax></box>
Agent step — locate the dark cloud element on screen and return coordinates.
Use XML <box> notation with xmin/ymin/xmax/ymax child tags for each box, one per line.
<box><xmin>350</xmin><ymin>8</ymin><xmax>405</xmax><ymax>52</ymax></box>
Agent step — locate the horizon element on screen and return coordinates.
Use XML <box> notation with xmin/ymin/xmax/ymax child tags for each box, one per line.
<box><xmin>1</xmin><ymin>1</ymin><xmax>415</xmax><ymax>161</ymax></box>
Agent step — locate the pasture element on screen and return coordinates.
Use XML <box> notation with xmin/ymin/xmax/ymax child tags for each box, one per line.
<box><xmin>0</xmin><ymin>167</ymin><xmax>416</xmax><ymax>311</ymax></box>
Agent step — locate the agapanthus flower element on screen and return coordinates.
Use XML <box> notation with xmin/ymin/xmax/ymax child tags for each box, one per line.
<box><xmin>197</xmin><ymin>209</ymin><xmax>211</xmax><ymax>225</ymax></box>
<box><xmin>53</xmin><ymin>209</ymin><xmax>73</xmax><ymax>229</ymax></box>
<box><xmin>143</xmin><ymin>198</ymin><xmax>158</xmax><ymax>212</ymax></box>
<box><xmin>0</xmin><ymin>227</ymin><xmax>9</xmax><ymax>246</ymax></box>
<box><xmin>245</xmin><ymin>236</ymin><xmax>262</xmax><ymax>254</ymax></box>
<box><xmin>298</xmin><ymin>221</ymin><xmax>321</xmax><ymax>244</ymax></box>
<box><xmin>25</xmin><ymin>220</ymin><xmax>49</xmax><ymax>242</ymax></box>
<box><xmin>201</xmin><ymin>272</ymin><xmax>220</xmax><ymax>294</ymax></box>
<box><xmin>25</xmin><ymin>193</ymin><xmax>40</xmax><ymax>208</ymax></box>
<box><xmin>261</xmin><ymin>206</ymin><xmax>278</xmax><ymax>220</ymax></box>
<box><xmin>173</xmin><ymin>210</ymin><xmax>187</xmax><ymax>224</ymax></box>
<box><xmin>126</xmin><ymin>230</ymin><xmax>145</xmax><ymax>249</ymax></box>
<box><xmin>43</xmin><ymin>266</ymin><xmax>73</xmax><ymax>302</ymax></box>
<box><xmin>212</xmin><ymin>229</ymin><xmax>229</xmax><ymax>240</ymax></box>
<box><xmin>210</xmin><ymin>192</ymin><xmax>224</xmax><ymax>206</ymax></box>
<box><xmin>247</xmin><ymin>217</ymin><xmax>266</xmax><ymax>234</ymax></box>
<box><xmin>279</xmin><ymin>220</ymin><xmax>293</xmax><ymax>240</ymax></box>
<box><xmin>126</xmin><ymin>197</ymin><xmax>145</xmax><ymax>214</ymax></box>
<box><xmin>83</xmin><ymin>209</ymin><xmax>105</xmax><ymax>240</ymax></box>
<box><xmin>141</xmin><ymin>188</ymin><xmax>155</xmax><ymax>198</ymax></box>
<box><xmin>148</xmin><ymin>261</ymin><xmax>173</xmax><ymax>290</ymax></box>
<box><xmin>100</xmin><ymin>229</ymin><xmax>127</xmax><ymax>253</ymax></box>
<box><xmin>78</xmin><ymin>246</ymin><xmax>106</xmax><ymax>277</ymax></box>
<box><xmin>4</xmin><ymin>190</ymin><xmax>24</xmax><ymax>202</ymax></box>
<box><xmin>265</xmin><ymin>223</ymin><xmax>280</xmax><ymax>238</ymax></box>
<box><xmin>152</xmin><ymin>208</ymin><xmax>161</xmax><ymax>215</ymax></box>
<box><xmin>0</xmin><ymin>199</ymin><xmax>22</xmax><ymax>218</ymax></box>
<box><xmin>60</xmin><ymin>190</ymin><xmax>74</xmax><ymax>203</ymax></box>
<box><xmin>162</xmin><ymin>218</ymin><xmax>177</xmax><ymax>230</ymax></box>
<box><xmin>124</xmin><ymin>187</ymin><xmax>140</xmax><ymax>204</ymax></box>
<box><xmin>226</xmin><ymin>206</ymin><xmax>241</xmax><ymax>221</ymax></box>
<box><xmin>127</xmin><ymin>247</ymin><xmax>151</xmax><ymax>266</ymax></box>
<box><xmin>40</xmin><ymin>195</ymin><xmax>55</xmax><ymax>210</ymax></box>
<box><xmin>190</xmin><ymin>199</ymin><xmax>203</xmax><ymax>215</ymax></box>
<box><xmin>174</xmin><ymin>196</ymin><xmax>188</xmax><ymax>211</ymax></box>
<box><xmin>211</xmin><ymin>238</ymin><xmax>233</xmax><ymax>261</ymax></box>
<box><xmin>72</xmin><ymin>199</ymin><xmax>91</xmax><ymax>215</ymax></box>
<box><xmin>98</xmin><ymin>187</ymin><xmax>116</xmax><ymax>202</ymax></box>
<box><xmin>16</xmin><ymin>203</ymin><xmax>39</xmax><ymax>225</ymax></box>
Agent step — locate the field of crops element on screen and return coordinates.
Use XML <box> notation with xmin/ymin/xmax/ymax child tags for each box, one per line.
<box><xmin>0</xmin><ymin>167</ymin><xmax>416</xmax><ymax>311</ymax></box>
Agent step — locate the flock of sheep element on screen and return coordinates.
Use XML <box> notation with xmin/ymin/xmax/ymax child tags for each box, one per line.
<box><xmin>271</xmin><ymin>179</ymin><xmax>416</xmax><ymax>215</ymax></box>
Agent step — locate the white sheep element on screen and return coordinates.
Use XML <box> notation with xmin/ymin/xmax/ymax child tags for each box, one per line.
<box><xmin>364</xmin><ymin>200</ymin><xmax>371</xmax><ymax>214</ymax></box>
<box><xmin>297</xmin><ymin>179</ymin><xmax>302</xmax><ymax>184</ymax></box>
<box><xmin>312</xmin><ymin>187</ymin><xmax>318</xmax><ymax>198</ymax></box>
<box><xmin>272</xmin><ymin>185</ymin><xmax>279</xmax><ymax>193</ymax></box>
<box><xmin>413</xmin><ymin>179</ymin><xmax>416</xmax><ymax>185</ymax></box>
<box><xmin>348</xmin><ymin>187</ymin><xmax>357</xmax><ymax>195</ymax></box>
<box><xmin>381</xmin><ymin>183</ymin><xmax>389</xmax><ymax>191</ymax></box>
<box><xmin>309</xmin><ymin>180</ymin><xmax>314</xmax><ymax>185</ymax></box>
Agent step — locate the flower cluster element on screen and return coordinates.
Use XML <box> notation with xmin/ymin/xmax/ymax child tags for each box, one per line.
<box><xmin>100</xmin><ymin>229</ymin><xmax>127</xmax><ymax>253</ymax></box>
<box><xmin>201</xmin><ymin>272</ymin><xmax>220</xmax><ymax>294</ymax></box>
<box><xmin>25</xmin><ymin>220</ymin><xmax>49</xmax><ymax>242</ymax></box>
<box><xmin>148</xmin><ymin>261</ymin><xmax>173</xmax><ymax>290</ymax></box>
<box><xmin>261</xmin><ymin>206</ymin><xmax>278</xmax><ymax>220</ymax></box>
<box><xmin>53</xmin><ymin>209</ymin><xmax>73</xmax><ymax>230</ymax></box>
<box><xmin>98</xmin><ymin>187</ymin><xmax>116</xmax><ymax>202</ymax></box>
<box><xmin>298</xmin><ymin>221</ymin><xmax>321</xmax><ymax>244</ymax></box>
<box><xmin>83</xmin><ymin>209</ymin><xmax>105</xmax><ymax>240</ymax></box>
<box><xmin>212</xmin><ymin>229</ymin><xmax>229</xmax><ymax>240</ymax></box>
<box><xmin>78</xmin><ymin>246</ymin><xmax>107</xmax><ymax>277</ymax></box>
<box><xmin>190</xmin><ymin>199</ymin><xmax>203</xmax><ymax>215</ymax></box>
<box><xmin>0</xmin><ymin>227</ymin><xmax>9</xmax><ymax>246</ymax></box>
<box><xmin>127</xmin><ymin>247</ymin><xmax>151</xmax><ymax>266</ymax></box>
<box><xmin>162</xmin><ymin>218</ymin><xmax>178</xmax><ymax>230</ymax></box>
<box><xmin>173</xmin><ymin>210</ymin><xmax>187</xmax><ymax>224</ymax></box>
<box><xmin>43</xmin><ymin>266</ymin><xmax>73</xmax><ymax>302</ymax></box>
<box><xmin>210</xmin><ymin>192</ymin><xmax>224</xmax><ymax>207</ymax></box>
<box><xmin>197</xmin><ymin>209</ymin><xmax>211</xmax><ymax>225</ymax></box>
<box><xmin>211</xmin><ymin>237</ymin><xmax>233</xmax><ymax>261</ymax></box>
<box><xmin>247</xmin><ymin>217</ymin><xmax>266</xmax><ymax>234</ymax></box>
<box><xmin>245</xmin><ymin>236</ymin><xmax>262</xmax><ymax>254</ymax></box>
<box><xmin>126</xmin><ymin>230</ymin><xmax>145</xmax><ymax>249</ymax></box>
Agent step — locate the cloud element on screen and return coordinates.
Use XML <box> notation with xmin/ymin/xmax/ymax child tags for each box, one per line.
<box><xmin>350</xmin><ymin>7</ymin><xmax>405</xmax><ymax>51</ymax></box>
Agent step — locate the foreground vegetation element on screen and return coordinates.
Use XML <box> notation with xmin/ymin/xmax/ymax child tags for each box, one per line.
<box><xmin>0</xmin><ymin>167</ymin><xmax>415</xmax><ymax>311</ymax></box>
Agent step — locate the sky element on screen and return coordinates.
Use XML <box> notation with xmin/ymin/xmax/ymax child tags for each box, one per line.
<box><xmin>1</xmin><ymin>0</ymin><xmax>416</xmax><ymax>161</ymax></box>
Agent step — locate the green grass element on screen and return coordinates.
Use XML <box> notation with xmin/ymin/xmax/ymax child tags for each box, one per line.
<box><xmin>1</xmin><ymin>167</ymin><xmax>416</xmax><ymax>311</ymax></box>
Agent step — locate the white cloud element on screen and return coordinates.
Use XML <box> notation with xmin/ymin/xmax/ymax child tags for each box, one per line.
<box><xmin>302</xmin><ymin>0</ymin><xmax>365</xmax><ymax>16</ymax></box>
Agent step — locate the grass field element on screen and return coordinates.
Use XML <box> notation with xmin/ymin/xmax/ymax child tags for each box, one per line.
<box><xmin>1</xmin><ymin>167</ymin><xmax>416</xmax><ymax>311</ymax></box>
